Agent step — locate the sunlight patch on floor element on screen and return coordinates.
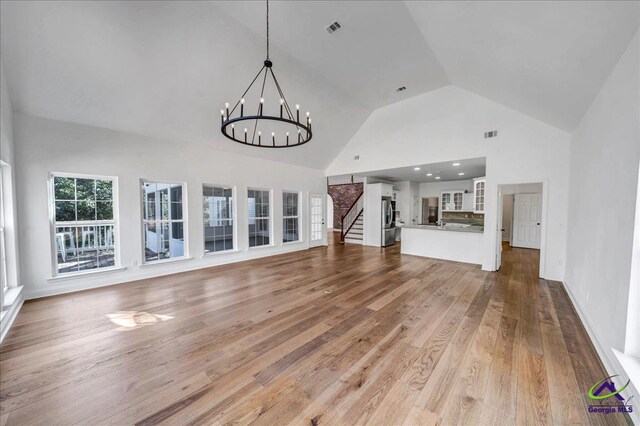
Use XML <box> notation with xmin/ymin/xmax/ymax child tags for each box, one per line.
<box><xmin>106</xmin><ymin>311</ymin><xmax>174</xmax><ymax>330</ymax></box>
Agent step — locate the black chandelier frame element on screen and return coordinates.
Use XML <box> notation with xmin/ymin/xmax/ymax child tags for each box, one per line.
<box><xmin>220</xmin><ymin>0</ymin><xmax>312</xmax><ymax>148</ymax></box>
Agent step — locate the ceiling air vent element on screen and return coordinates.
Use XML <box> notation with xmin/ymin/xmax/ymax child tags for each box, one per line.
<box><xmin>354</xmin><ymin>155</ymin><xmax>360</xmax><ymax>160</ymax></box>
<box><xmin>325</xmin><ymin>21</ymin><xmax>342</xmax><ymax>34</ymax></box>
<box><xmin>484</xmin><ymin>130</ymin><xmax>498</xmax><ymax>139</ymax></box>
<box><xmin>396</xmin><ymin>86</ymin><xmax>407</xmax><ymax>93</ymax></box>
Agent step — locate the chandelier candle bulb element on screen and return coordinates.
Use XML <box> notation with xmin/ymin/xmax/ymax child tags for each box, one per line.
<box><xmin>231</xmin><ymin>124</ymin><xmax>235</xmax><ymax>138</ymax></box>
<box><xmin>286</xmin><ymin>131</ymin><xmax>289</xmax><ymax>145</ymax></box>
<box><xmin>258</xmin><ymin>131</ymin><xmax>262</xmax><ymax>145</ymax></box>
<box><xmin>244</xmin><ymin>128</ymin><xmax>248</xmax><ymax>142</ymax></box>
<box><xmin>225</xmin><ymin>102</ymin><xmax>230</xmax><ymax>117</ymax></box>
<box><xmin>272</xmin><ymin>132</ymin><xmax>275</xmax><ymax>146</ymax></box>
<box><xmin>240</xmin><ymin>98</ymin><xmax>245</xmax><ymax>116</ymax></box>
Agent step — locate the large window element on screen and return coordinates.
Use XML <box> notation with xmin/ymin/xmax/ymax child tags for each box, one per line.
<box><xmin>51</xmin><ymin>175</ymin><xmax>117</xmax><ymax>275</ymax></box>
<box><xmin>0</xmin><ymin>164</ymin><xmax>8</xmax><ymax>304</ymax></box>
<box><xmin>142</xmin><ymin>182</ymin><xmax>186</xmax><ymax>262</ymax></box>
<box><xmin>203</xmin><ymin>185</ymin><xmax>234</xmax><ymax>253</ymax></box>
<box><xmin>283</xmin><ymin>191</ymin><xmax>300</xmax><ymax>243</ymax></box>
<box><xmin>248</xmin><ymin>189</ymin><xmax>270</xmax><ymax>247</ymax></box>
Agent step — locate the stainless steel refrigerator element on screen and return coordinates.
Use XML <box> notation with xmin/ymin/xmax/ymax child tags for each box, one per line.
<box><xmin>381</xmin><ymin>197</ymin><xmax>396</xmax><ymax>247</ymax></box>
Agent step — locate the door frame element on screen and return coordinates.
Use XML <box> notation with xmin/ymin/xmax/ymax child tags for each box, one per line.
<box><xmin>495</xmin><ymin>187</ymin><xmax>504</xmax><ymax>270</ymax></box>
<box><xmin>309</xmin><ymin>192</ymin><xmax>326</xmax><ymax>247</ymax></box>
<box><xmin>495</xmin><ymin>181</ymin><xmax>548</xmax><ymax>278</ymax></box>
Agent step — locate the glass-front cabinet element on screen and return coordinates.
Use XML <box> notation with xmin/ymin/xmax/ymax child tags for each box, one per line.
<box><xmin>441</xmin><ymin>190</ymin><xmax>464</xmax><ymax>212</ymax></box>
<box><xmin>473</xmin><ymin>177</ymin><xmax>486</xmax><ymax>213</ymax></box>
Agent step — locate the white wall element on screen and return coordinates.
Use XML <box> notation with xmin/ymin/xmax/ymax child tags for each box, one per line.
<box><xmin>14</xmin><ymin>113</ymin><xmax>326</xmax><ymax>298</ymax></box>
<box><xmin>564</xmin><ymin>30</ymin><xmax>639</xmax><ymax>400</ymax></box>
<box><xmin>326</xmin><ymin>85</ymin><xmax>571</xmax><ymax>279</ymax></box>
<box><xmin>419</xmin><ymin>179</ymin><xmax>474</xmax><ymax>198</ymax></box>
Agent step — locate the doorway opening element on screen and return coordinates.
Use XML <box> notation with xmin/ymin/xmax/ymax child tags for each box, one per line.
<box><xmin>496</xmin><ymin>182</ymin><xmax>546</xmax><ymax>277</ymax></box>
<box><xmin>421</xmin><ymin>197</ymin><xmax>439</xmax><ymax>224</ymax></box>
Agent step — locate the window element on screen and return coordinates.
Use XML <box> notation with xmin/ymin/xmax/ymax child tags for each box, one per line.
<box><xmin>283</xmin><ymin>191</ymin><xmax>300</xmax><ymax>243</ymax></box>
<box><xmin>248</xmin><ymin>189</ymin><xmax>270</xmax><ymax>247</ymax></box>
<box><xmin>142</xmin><ymin>182</ymin><xmax>186</xmax><ymax>262</ymax></box>
<box><xmin>203</xmin><ymin>185</ymin><xmax>235</xmax><ymax>253</ymax></box>
<box><xmin>51</xmin><ymin>175</ymin><xmax>117</xmax><ymax>275</ymax></box>
<box><xmin>0</xmin><ymin>164</ymin><xmax>8</xmax><ymax>302</ymax></box>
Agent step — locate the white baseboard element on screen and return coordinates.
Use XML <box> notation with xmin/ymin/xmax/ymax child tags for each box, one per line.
<box><xmin>562</xmin><ymin>281</ymin><xmax>639</xmax><ymax>425</ymax></box>
<box><xmin>1</xmin><ymin>286</ymin><xmax>25</xmax><ymax>343</ymax></box>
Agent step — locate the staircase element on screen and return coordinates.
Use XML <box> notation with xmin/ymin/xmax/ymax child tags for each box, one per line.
<box><xmin>344</xmin><ymin>213</ymin><xmax>363</xmax><ymax>244</ymax></box>
<box><xmin>341</xmin><ymin>191</ymin><xmax>364</xmax><ymax>245</ymax></box>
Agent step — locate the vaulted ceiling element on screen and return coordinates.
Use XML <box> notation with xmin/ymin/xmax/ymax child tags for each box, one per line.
<box><xmin>1</xmin><ymin>1</ymin><xmax>638</xmax><ymax>169</ymax></box>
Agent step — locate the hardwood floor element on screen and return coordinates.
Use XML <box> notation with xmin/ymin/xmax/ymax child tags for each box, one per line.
<box><xmin>0</xmin><ymin>235</ymin><xmax>630</xmax><ymax>425</ymax></box>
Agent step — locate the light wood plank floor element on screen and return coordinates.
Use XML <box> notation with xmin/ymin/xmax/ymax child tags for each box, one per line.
<box><xmin>0</xmin><ymin>235</ymin><xmax>630</xmax><ymax>425</ymax></box>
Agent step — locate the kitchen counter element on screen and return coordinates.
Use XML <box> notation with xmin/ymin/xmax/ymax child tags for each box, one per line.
<box><xmin>403</xmin><ymin>224</ymin><xmax>484</xmax><ymax>233</ymax></box>
<box><xmin>401</xmin><ymin>224</ymin><xmax>484</xmax><ymax>265</ymax></box>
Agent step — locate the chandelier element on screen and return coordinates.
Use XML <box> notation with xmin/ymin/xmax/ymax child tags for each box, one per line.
<box><xmin>220</xmin><ymin>0</ymin><xmax>312</xmax><ymax>148</ymax></box>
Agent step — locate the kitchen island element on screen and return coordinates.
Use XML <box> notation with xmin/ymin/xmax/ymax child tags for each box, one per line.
<box><xmin>401</xmin><ymin>224</ymin><xmax>484</xmax><ymax>265</ymax></box>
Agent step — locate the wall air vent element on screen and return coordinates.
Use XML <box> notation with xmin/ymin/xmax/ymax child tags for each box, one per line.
<box><xmin>484</xmin><ymin>130</ymin><xmax>498</xmax><ymax>138</ymax></box>
<box><xmin>325</xmin><ymin>21</ymin><xmax>342</xmax><ymax>34</ymax></box>
<box><xmin>396</xmin><ymin>86</ymin><xmax>407</xmax><ymax>92</ymax></box>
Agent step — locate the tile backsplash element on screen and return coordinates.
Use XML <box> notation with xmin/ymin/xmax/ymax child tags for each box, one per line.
<box><xmin>442</xmin><ymin>211</ymin><xmax>485</xmax><ymax>225</ymax></box>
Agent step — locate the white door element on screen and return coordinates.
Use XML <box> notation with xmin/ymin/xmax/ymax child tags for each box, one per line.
<box><xmin>512</xmin><ymin>193</ymin><xmax>542</xmax><ymax>249</ymax></box>
<box><xmin>496</xmin><ymin>187</ymin><xmax>503</xmax><ymax>270</ymax></box>
<box><xmin>309</xmin><ymin>193</ymin><xmax>325</xmax><ymax>247</ymax></box>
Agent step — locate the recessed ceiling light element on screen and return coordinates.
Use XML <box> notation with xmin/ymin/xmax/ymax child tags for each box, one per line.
<box><xmin>414</xmin><ymin>167</ymin><xmax>421</xmax><ymax>171</ymax></box>
<box><xmin>426</xmin><ymin>173</ymin><xmax>432</xmax><ymax>176</ymax></box>
<box><xmin>435</xmin><ymin>176</ymin><xmax>441</xmax><ymax>180</ymax></box>
<box><xmin>458</xmin><ymin>172</ymin><xmax>465</xmax><ymax>176</ymax></box>
<box><xmin>452</xmin><ymin>163</ymin><xmax>460</xmax><ymax>166</ymax></box>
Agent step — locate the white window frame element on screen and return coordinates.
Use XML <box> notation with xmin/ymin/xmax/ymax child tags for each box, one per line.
<box><xmin>202</xmin><ymin>184</ymin><xmax>237</xmax><ymax>255</ymax></box>
<box><xmin>140</xmin><ymin>180</ymin><xmax>189</xmax><ymax>264</ymax></box>
<box><xmin>0</xmin><ymin>162</ymin><xmax>8</xmax><ymax>308</ymax></box>
<box><xmin>48</xmin><ymin>172</ymin><xmax>121</xmax><ymax>277</ymax></box>
<box><xmin>282</xmin><ymin>190</ymin><xmax>302</xmax><ymax>244</ymax></box>
<box><xmin>248</xmin><ymin>187</ymin><xmax>273</xmax><ymax>248</ymax></box>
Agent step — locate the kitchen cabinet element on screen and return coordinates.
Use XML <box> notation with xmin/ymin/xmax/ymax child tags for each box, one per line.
<box><xmin>473</xmin><ymin>177</ymin><xmax>486</xmax><ymax>213</ymax></box>
<box><xmin>441</xmin><ymin>190</ymin><xmax>465</xmax><ymax>211</ymax></box>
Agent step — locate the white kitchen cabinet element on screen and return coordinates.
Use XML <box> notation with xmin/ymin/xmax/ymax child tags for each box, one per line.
<box><xmin>473</xmin><ymin>177</ymin><xmax>486</xmax><ymax>213</ymax></box>
<box><xmin>441</xmin><ymin>190</ymin><xmax>465</xmax><ymax>211</ymax></box>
